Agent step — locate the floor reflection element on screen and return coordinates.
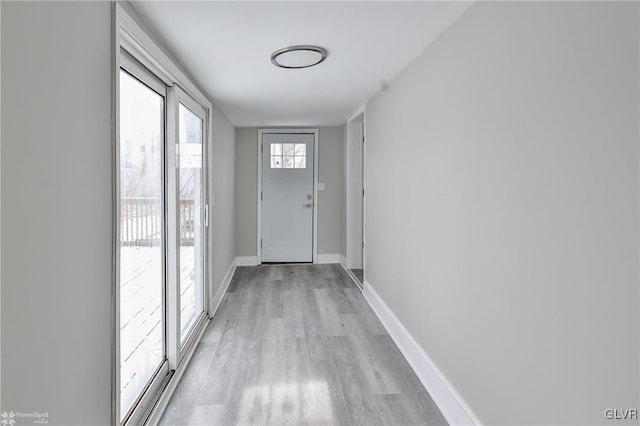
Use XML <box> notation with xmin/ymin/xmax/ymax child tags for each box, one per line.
<box><xmin>238</xmin><ymin>380</ymin><xmax>333</xmax><ymax>424</ymax></box>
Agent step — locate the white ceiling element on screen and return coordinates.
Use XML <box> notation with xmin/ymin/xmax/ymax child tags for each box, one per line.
<box><xmin>132</xmin><ymin>1</ymin><xmax>472</xmax><ymax>127</ymax></box>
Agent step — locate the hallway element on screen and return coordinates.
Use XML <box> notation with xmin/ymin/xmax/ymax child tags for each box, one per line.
<box><xmin>160</xmin><ymin>264</ymin><xmax>447</xmax><ymax>425</ymax></box>
<box><xmin>3</xmin><ymin>2</ymin><xmax>638</xmax><ymax>424</ymax></box>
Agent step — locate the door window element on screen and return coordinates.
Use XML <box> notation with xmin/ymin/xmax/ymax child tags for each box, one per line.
<box><xmin>270</xmin><ymin>143</ymin><xmax>306</xmax><ymax>168</ymax></box>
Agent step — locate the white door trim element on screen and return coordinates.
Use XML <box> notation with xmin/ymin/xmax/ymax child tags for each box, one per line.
<box><xmin>362</xmin><ymin>110</ymin><xmax>367</xmax><ymax>280</ymax></box>
<box><xmin>346</xmin><ymin>108</ymin><xmax>366</xmax><ymax>274</ymax></box>
<box><xmin>257</xmin><ymin>128</ymin><xmax>319</xmax><ymax>264</ymax></box>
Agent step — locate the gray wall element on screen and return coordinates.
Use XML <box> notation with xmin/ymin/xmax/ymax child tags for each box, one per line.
<box><xmin>1</xmin><ymin>1</ymin><xmax>4</xmax><ymax>407</ymax></box>
<box><xmin>317</xmin><ymin>127</ymin><xmax>345</xmax><ymax>255</ymax></box>
<box><xmin>1</xmin><ymin>2</ymin><xmax>236</xmax><ymax>424</ymax></box>
<box><xmin>2</xmin><ymin>2</ymin><xmax>112</xmax><ymax>424</ymax></box>
<box><xmin>365</xmin><ymin>2</ymin><xmax>639</xmax><ymax>425</ymax></box>
<box><xmin>211</xmin><ymin>104</ymin><xmax>236</xmax><ymax>294</ymax></box>
<box><xmin>235</xmin><ymin>128</ymin><xmax>259</xmax><ymax>257</ymax></box>
<box><xmin>235</xmin><ymin>127</ymin><xmax>345</xmax><ymax>257</ymax></box>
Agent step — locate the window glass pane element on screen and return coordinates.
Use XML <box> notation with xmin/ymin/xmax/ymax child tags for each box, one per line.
<box><xmin>270</xmin><ymin>143</ymin><xmax>282</xmax><ymax>155</ymax></box>
<box><xmin>294</xmin><ymin>144</ymin><xmax>306</xmax><ymax>156</ymax></box>
<box><xmin>283</xmin><ymin>156</ymin><xmax>294</xmax><ymax>168</ymax></box>
<box><xmin>271</xmin><ymin>156</ymin><xmax>282</xmax><ymax>168</ymax></box>
<box><xmin>119</xmin><ymin>69</ymin><xmax>165</xmax><ymax>420</ymax></box>
<box><xmin>178</xmin><ymin>103</ymin><xmax>204</xmax><ymax>345</ymax></box>
<box><xmin>283</xmin><ymin>143</ymin><xmax>295</xmax><ymax>156</ymax></box>
<box><xmin>294</xmin><ymin>156</ymin><xmax>306</xmax><ymax>169</ymax></box>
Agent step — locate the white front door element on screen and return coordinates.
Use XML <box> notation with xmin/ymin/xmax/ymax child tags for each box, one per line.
<box><xmin>262</xmin><ymin>133</ymin><xmax>314</xmax><ymax>262</ymax></box>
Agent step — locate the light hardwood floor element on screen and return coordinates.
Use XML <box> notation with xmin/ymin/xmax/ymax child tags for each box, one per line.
<box><xmin>160</xmin><ymin>264</ymin><xmax>447</xmax><ymax>426</ymax></box>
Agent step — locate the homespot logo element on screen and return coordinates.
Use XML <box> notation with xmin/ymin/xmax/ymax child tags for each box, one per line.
<box><xmin>605</xmin><ymin>409</ymin><xmax>638</xmax><ymax>420</ymax></box>
<box><xmin>0</xmin><ymin>412</ymin><xmax>15</xmax><ymax>426</ymax></box>
<box><xmin>0</xmin><ymin>411</ymin><xmax>49</xmax><ymax>425</ymax></box>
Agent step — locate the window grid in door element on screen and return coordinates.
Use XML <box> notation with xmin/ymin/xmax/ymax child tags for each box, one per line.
<box><xmin>270</xmin><ymin>143</ymin><xmax>306</xmax><ymax>169</ymax></box>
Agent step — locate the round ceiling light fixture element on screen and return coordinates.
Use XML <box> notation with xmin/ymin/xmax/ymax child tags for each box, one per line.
<box><xmin>271</xmin><ymin>45</ymin><xmax>328</xmax><ymax>69</ymax></box>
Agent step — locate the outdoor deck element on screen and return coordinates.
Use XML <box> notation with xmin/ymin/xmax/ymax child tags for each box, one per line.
<box><xmin>120</xmin><ymin>246</ymin><xmax>196</xmax><ymax>413</ymax></box>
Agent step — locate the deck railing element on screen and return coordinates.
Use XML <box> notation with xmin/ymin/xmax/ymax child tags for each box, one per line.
<box><xmin>121</xmin><ymin>197</ymin><xmax>195</xmax><ymax>246</ymax></box>
<box><xmin>179</xmin><ymin>199</ymin><xmax>195</xmax><ymax>244</ymax></box>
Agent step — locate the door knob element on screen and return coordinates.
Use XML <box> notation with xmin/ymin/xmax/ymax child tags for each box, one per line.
<box><xmin>302</xmin><ymin>203</ymin><xmax>313</xmax><ymax>208</ymax></box>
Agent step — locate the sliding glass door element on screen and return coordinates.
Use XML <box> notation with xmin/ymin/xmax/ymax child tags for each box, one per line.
<box><xmin>119</xmin><ymin>67</ymin><xmax>167</xmax><ymax>421</ymax></box>
<box><xmin>177</xmin><ymin>101</ymin><xmax>206</xmax><ymax>345</ymax></box>
<box><xmin>118</xmin><ymin>54</ymin><xmax>209</xmax><ymax>424</ymax></box>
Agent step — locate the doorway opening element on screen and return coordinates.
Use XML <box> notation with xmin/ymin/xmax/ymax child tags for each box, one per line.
<box><xmin>346</xmin><ymin>111</ymin><xmax>365</xmax><ymax>289</ymax></box>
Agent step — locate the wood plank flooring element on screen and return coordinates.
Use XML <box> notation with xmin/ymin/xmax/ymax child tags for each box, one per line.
<box><xmin>159</xmin><ymin>264</ymin><xmax>447</xmax><ymax>426</ymax></box>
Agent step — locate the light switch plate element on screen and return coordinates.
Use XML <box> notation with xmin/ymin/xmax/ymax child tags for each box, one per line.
<box><xmin>317</xmin><ymin>182</ymin><xmax>326</xmax><ymax>191</ymax></box>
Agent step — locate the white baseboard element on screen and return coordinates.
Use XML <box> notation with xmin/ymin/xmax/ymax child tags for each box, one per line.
<box><xmin>362</xmin><ymin>280</ymin><xmax>480</xmax><ymax>426</ymax></box>
<box><xmin>316</xmin><ymin>253</ymin><xmax>342</xmax><ymax>264</ymax></box>
<box><xmin>210</xmin><ymin>259</ymin><xmax>236</xmax><ymax>316</ymax></box>
<box><xmin>236</xmin><ymin>256</ymin><xmax>258</xmax><ymax>266</ymax></box>
<box><xmin>238</xmin><ymin>254</ymin><xmax>344</xmax><ymax>266</ymax></box>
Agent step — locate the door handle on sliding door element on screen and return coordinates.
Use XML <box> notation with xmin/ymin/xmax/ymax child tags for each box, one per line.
<box><xmin>302</xmin><ymin>203</ymin><xmax>313</xmax><ymax>208</ymax></box>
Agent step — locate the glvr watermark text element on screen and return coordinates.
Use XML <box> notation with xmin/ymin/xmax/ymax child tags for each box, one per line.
<box><xmin>605</xmin><ymin>409</ymin><xmax>638</xmax><ymax>420</ymax></box>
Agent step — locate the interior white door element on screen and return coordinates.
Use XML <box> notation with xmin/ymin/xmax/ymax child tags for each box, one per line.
<box><xmin>262</xmin><ymin>133</ymin><xmax>314</xmax><ymax>262</ymax></box>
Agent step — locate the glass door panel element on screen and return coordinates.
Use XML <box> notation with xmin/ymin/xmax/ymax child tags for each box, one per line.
<box><xmin>119</xmin><ymin>69</ymin><xmax>165</xmax><ymax>420</ymax></box>
<box><xmin>178</xmin><ymin>103</ymin><xmax>205</xmax><ymax>344</ymax></box>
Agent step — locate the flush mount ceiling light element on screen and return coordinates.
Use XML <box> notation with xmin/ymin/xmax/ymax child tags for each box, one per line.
<box><xmin>271</xmin><ymin>45</ymin><xmax>328</xmax><ymax>69</ymax></box>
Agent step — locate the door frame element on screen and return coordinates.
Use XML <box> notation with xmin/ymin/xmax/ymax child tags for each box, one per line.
<box><xmin>257</xmin><ymin>128</ymin><xmax>319</xmax><ymax>264</ymax></box>
<box><xmin>172</xmin><ymin>85</ymin><xmax>210</xmax><ymax>357</ymax></box>
<box><xmin>117</xmin><ymin>49</ymin><xmax>171</xmax><ymax>426</ymax></box>
<box><xmin>346</xmin><ymin>107</ymin><xmax>366</xmax><ymax>278</ymax></box>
